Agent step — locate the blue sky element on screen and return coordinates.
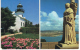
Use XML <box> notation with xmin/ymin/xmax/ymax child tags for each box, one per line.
<box><xmin>1</xmin><ymin>0</ymin><xmax>39</xmax><ymax>25</ymax></box>
<box><xmin>40</xmin><ymin>0</ymin><xmax>79</xmax><ymax>31</ymax></box>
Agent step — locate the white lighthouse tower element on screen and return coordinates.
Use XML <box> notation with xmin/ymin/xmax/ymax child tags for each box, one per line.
<box><xmin>15</xmin><ymin>3</ymin><xmax>24</xmax><ymax>17</ymax></box>
<box><xmin>9</xmin><ymin>3</ymin><xmax>25</xmax><ymax>32</ymax></box>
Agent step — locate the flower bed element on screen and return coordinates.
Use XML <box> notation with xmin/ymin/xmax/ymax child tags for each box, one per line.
<box><xmin>1</xmin><ymin>36</ymin><xmax>39</xmax><ymax>49</ymax></box>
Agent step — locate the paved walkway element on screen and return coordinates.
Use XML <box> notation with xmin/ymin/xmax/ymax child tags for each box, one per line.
<box><xmin>1</xmin><ymin>32</ymin><xmax>22</xmax><ymax>38</ymax></box>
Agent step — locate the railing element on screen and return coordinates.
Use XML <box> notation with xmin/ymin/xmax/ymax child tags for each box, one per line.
<box><xmin>15</xmin><ymin>9</ymin><xmax>24</xmax><ymax>13</ymax></box>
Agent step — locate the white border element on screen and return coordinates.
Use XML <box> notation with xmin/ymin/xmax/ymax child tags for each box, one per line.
<box><xmin>78</xmin><ymin>0</ymin><xmax>80</xmax><ymax>49</ymax></box>
<box><xmin>0</xmin><ymin>0</ymin><xmax>80</xmax><ymax>50</ymax></box>
<box><xmin>39</xmin><ymin>0</ymin><xmax>41</xmax><ymax>49</ymax></box>
<box><xmin>0</xmin><ymin>0</ymin><xmax>1</xmax><ymax>49</ymax></box>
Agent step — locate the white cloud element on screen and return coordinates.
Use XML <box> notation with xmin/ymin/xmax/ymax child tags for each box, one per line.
<box><xmin>41</xmin><ymin>11</ymin><xmax>63</xmax><ymax>30</ymax></box>
<box><xmin>41</xmin><ymin>21</ymin><xmax>51</xmax><ymax>27</ymax></box>
<box><xmin>75</xmin><ymin>15</ymin><xmax>79</xmax><ymax>25</ymax></box>
<box><xmin>40</xmin><ymin>11</ymin><xmax>79</xmax><ymax>31</ymax></box>
<box><xmin>48</xmin><ymin>11</ymin><xmax>59</xmax><ymax>21</ymax></box>
<box><xmin>40</xmin><ymin>11</ymin><xmax>47</xmax><ymax>17</ymax></box>
<box><xmin>75</xmin><ymin>15</ymin><xmax>79</xmax><ymax>31</ymax></box>
<box><xmin>46</xmin><ymin>21</ymin><xmax>51</xmax><ymax>26</ymax></box>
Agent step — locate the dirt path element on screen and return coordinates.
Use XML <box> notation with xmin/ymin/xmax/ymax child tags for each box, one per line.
<box><xmin>1</xmin><ymin>32</ymin><xmax>22</xmax><ymax>38</ymax></box>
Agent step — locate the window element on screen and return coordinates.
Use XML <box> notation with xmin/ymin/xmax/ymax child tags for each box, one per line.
<box><xmin>23</xmin><ymin>23</ymin><xmax>24</xmax><ymax>27</ymax></box>
<box><xmin>21</xmin><ymin>22</ymin><xmax>22</xmax><ymax>26</ymax></box>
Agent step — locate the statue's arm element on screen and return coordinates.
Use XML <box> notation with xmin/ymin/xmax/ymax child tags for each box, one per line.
<box><xmin>66</xmin><ymin>21</ymin><xmax>73</xmax><ymax>26</ymax></box>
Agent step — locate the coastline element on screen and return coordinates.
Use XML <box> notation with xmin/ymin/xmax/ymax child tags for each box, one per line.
<box><xmin>41</xmin><ymin>31</ymin><xmax>79</xmax><ymax>37</ymax></box>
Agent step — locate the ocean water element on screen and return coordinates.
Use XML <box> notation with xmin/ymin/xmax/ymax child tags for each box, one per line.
<box><xmin>41</xmin><ymin>34</ymin><xmax>79</xmax><ymax>42</ymax></box>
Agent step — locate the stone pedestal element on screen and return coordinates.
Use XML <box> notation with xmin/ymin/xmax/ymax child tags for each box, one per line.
<box><xmin>55</xmin><ymin>43</ymin><xmax>79</xmax><ymax>49</ymax></box>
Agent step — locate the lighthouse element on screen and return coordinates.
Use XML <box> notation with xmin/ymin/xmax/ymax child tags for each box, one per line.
<box><xmin>15</xmin><ymin>3</ymin><xmax>24</xmax><ymax>17</ymax></box>
<box><xmin>9</xmin><ymin>3</ymin><xmax>25</xmax><ymax>32</ymax></box>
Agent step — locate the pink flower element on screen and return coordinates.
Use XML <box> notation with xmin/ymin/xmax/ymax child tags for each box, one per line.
<box><xmin>4</xmin><ymin>45</ymin><xmax>7</xmax><ymax>47</ymax></box>
<box><xmin>31</xmin><ymin>43</ymin><xmax>33</xmax><ymax>45</ymax></box>
<box><xmin>10</xmin><ymin>45</ymin><xmax>13</xmax><ymax>47</ymax></box>
<box><xmin>1</xmin><ymin>41</ymin><xmax>8</xmax><ymax>45</ymax></box>
<box><xmin>32</xmin><ymin>41</ymin><xmax>35</xmax><ymax>43</ymax></box>
<box><xmin>7</xmin><ymin>37</ymin><xmax>11</xmax><ymax>39</ymax></box>
<box><xmin>10</xmin><ymin>38</ymin><xmax>15</xmax><ymax>41</ymax></box>
<box><xmin>30</xmin><ymin>43</ymin><xmax>33</xmax><ymax>47</ymax></box>
<box><xmin>4</xmin><ymin>45</ymin><xmax>13</xmax><ymax>47</ymax></box>
<box><xmin>6</xmin><ymin>45</ymin><xmax>9</xmax><ymax>47</ymax></box>
<box><xmin>10</xmin><ymin>41</ymin><xmax>12</xmax><ymax>45</ymax></box>
<box><xmin>36</xmin><ymin>42</ymin><xmax>39</xmax><ymax>45</ymax></box>
<box><xmin>16</xmin><ymin>44</ymin><xmax>20</xmax><ymax>47</ymax></box>
<box><xmin>23</xmin><ymin>42</ymin><xmax>27</xmax><ymax>46</ymax></box>
<box><xmin>13</xmin><ymin>37</ymin><xmax>16</xmax><ymax>39</ymax></box>
<box><xmin>5</xmin><ymin>39</ymin><xmax>8</xmax><ymax>41</ymax></box>
<box><xmin>28</xmin><ymin>47</ymin><xmax>34</xmax><ymax>49</ymax></box>
<box><xmin>2</xmin><ymin>37</ymin><xmax>39</xmax><ymax>49</ymax></box>
<box><xmin>26</xmin><ymin>46</ymin><xmax>29</xmax><ymax>49</ymax></box>
<box><xmin>35</xmin><ymin>39</ymin><xmax>38</xmax><ymax>40</ymax></box>
<box><xmin>19</xmin><ymin>46</ymin><xmax>22</xmax><ymax>49</ymax></box>
<box><xmin>18</xmin><ymin>42</ymin><xmax>22</xmax><ymax>43</ymax></box>
<box><xmin>38</xmin><ymin>45</ymin><xmax>39</xmax><ymax>47</ymax></box>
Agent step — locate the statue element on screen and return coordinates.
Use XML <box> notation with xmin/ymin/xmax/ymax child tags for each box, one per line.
<box><xmin>56</xmin><ymin>0</ymin><xmax>78</xmax><ymax>49</ymax></box>
<box><xmin>63</xmin><ymin>3</ymin><xmax>75</xmax><ymax>44</ymax></box>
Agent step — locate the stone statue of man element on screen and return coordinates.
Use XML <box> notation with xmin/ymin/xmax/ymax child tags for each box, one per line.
<box><xmin>62</xmin><ymin>3</ymin><xmax>75</xmax><ymax>44</ymax></box>
<box><xmin>56</xmin><ymin>0</ymin><xmax>78</xmax><ymax>48</ymax></box>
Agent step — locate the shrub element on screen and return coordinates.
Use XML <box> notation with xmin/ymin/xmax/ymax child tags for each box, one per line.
<box><xmin>41</xmin><ymin>39</ymin><xmax>46</xmax><ymax>42</ymax></box>
<box><xmin>14</xmin><ymin>30</ymin><xmax>18</xmax><ymax>33</ymax></box>
<box><xmin>1</xmin><ymin>29</ymin><xmax>8</xmax><ymax>35</ymax></box>
<box><xmin>1</xmin><ymin>32</ymin><xmax>5</xmax><ymax>35</ymax></box>
<box><xmin>9</xmin><ymin>29</ymin><xmax>14</xmax><ymax>34</ymax></box>
<box><xmin>20</xmin><ymin>27</ymin><xmax>39</xmax><ymax>34</ymax></box>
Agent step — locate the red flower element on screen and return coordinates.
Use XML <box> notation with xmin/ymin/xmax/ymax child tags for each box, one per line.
<box><xmin>4</xmin><ymin>36</ymin><xmax>7</xmax><ymax>39</ymax></box>
<box><xmin>10</xmin><ymin>38</ymin><xmax>15</xmax><ymax>41</ymax></box>
<box><xmin>1</xmin><ymin>38</ymin><xmax>3</xmax><ymax>41</ymax></box>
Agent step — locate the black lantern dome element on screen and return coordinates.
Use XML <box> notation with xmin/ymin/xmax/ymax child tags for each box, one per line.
<box><xmin>17</xmin><ymin>3</ymin><xmax>23</xmax><ymax>7</ymax></box>
<box><xmin>15</xmin><ymin>3</ymin><xmax>24</xmax><ymax>13</ymax></box>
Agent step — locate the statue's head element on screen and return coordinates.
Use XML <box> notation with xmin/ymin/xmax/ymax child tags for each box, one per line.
<box><xmin>65</xmin><ymin>3</ymin><xmax>70</xmax><ymax>9</ymax></box>
<box><xmin>71</xmin><ymin>0</ymin><xmax>75</xmax><ymax>3</ymax></box>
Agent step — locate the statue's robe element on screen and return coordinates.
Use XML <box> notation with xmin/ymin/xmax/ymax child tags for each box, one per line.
<box><xmin>62</xmin><ymin>8</ymin><xmax>76</xmax><ymax>44</ymax></box>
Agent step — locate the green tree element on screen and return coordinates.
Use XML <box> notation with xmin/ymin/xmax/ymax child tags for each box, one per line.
<box><xmin>25</xmin><ymin>20</ymin><xmax>28</xmax><ymax>27</ymax></box>
<box><xmin>1</xmin><ymin>7</ymin><xmax>16</xmax><ymax>33</ymax></box>
<box><xmin>25</xmin><ymin>20</ymin><xmax>33</xmax><ymax>27</ymax></box>
<box><xmin>29</xmin><ymin>22</ymin><xmax>33</xmax><ymax>27</ymax></box>
<box><xmin>25</xmin><ymin>20</ymin><xmax>29</xmax><ymax>27</ymax></box>
<box><xmin>35</xmin><ymin>24</ymin><xmax>39</xmax><ymax>27</ymax></box>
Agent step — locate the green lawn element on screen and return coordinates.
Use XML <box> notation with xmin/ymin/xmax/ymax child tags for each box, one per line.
<box><xmin>1</xmin><ymin>32</ymin><xmax>11</xmax><ymax>36</ymax></box>
<box><xmin>10</xmin><ymin>33</ymin><xmax>39</xmax><ymax>39</ymax></box>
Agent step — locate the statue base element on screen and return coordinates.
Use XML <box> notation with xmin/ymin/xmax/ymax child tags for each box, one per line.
<box><xmin>55</xmin><ymin>43</ymin><xmax>79</xmax><ymax>49</ymax></box>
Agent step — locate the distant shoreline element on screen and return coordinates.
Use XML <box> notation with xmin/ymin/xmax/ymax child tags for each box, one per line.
<box><xmin>41</xmin><ymin>31</ymin><xmax>79</xmax><ymax>37</ymax></box>
<box><xmin>41</xmin><ymin>30</ymin><xmax>78</xmax><ymax>32</ymax></box>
